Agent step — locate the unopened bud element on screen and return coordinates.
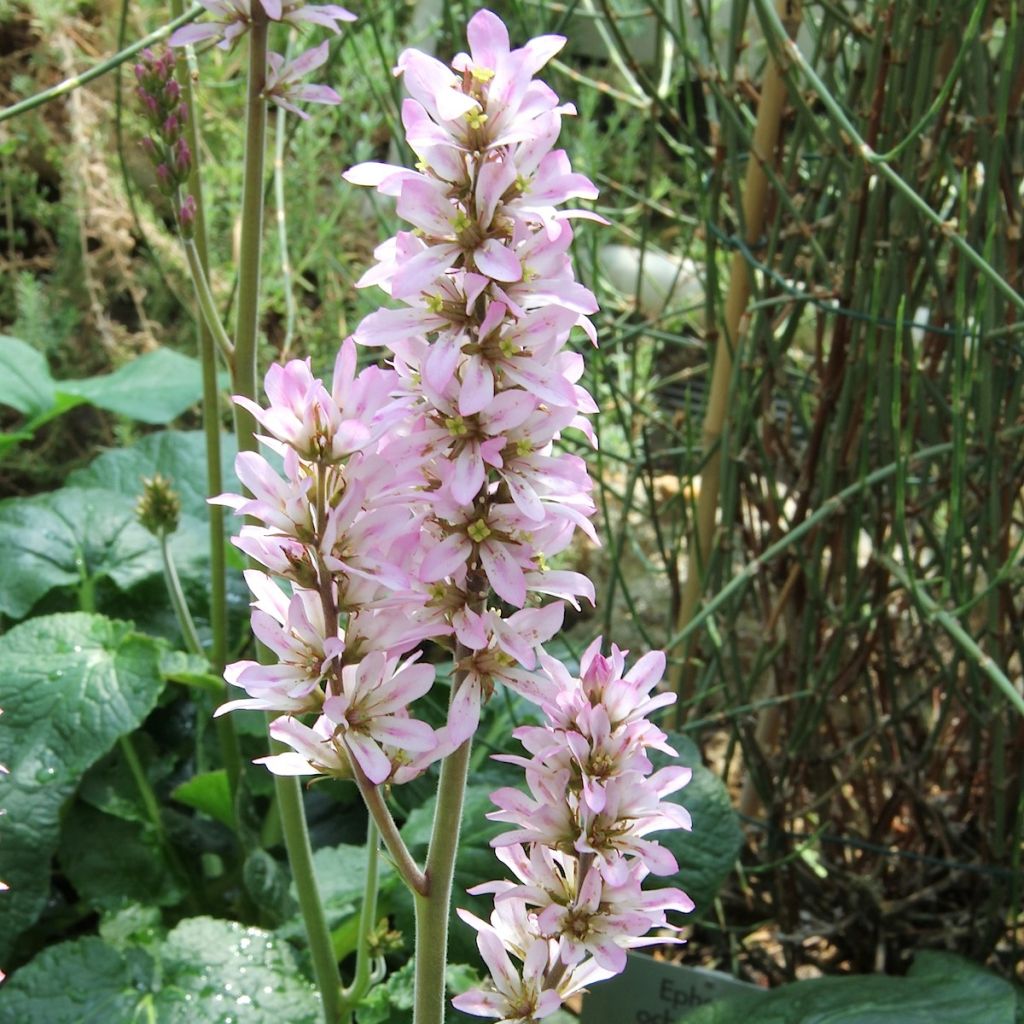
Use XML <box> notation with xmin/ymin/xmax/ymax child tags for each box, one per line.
<box><xmin>163</xmin><ymin>78</ymin><xmax>181</xmax><ymax>103</ymax></box>
<box><xmin>155</xmin><ymin>162</ymin><xmax>173</xmax><ymax>194</ymax></box>
<box><xmin>161</xmin><ymin>112</ymin><xmax>179</xmax><ymax>140</ymax></box>
<box><xmin>177</xmin><ymin>194</ymin><xmax>197</xmax><ymax>238</ymax></box>
<box><xmin>173</xmin><ymin>137</ymin><xmax>191</xmax><ymax>173</ymax></box>
<box><xmin>136</xmin><ymin>474</ymin><xmax>181</xmax><ymax>536</ymax></box>
<box><xmin>140</xmin><ymin>135</ymin><xmax>157</xmax><ymax>159</ymax></box>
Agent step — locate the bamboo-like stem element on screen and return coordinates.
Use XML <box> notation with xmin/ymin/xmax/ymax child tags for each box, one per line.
<box><xmin>670</xmin><ymin>0</ymin><xmax>802</xmax><ymax>720</ymax></box>
<box><xmin>879</xmin><ymin>556</ymin><xmax>1024</xmax><ymax>718</ymax></box>
<box><xmin>752</xmin><ymin>0</ymin><xmax>1024</xmax><ymax>317</ymax></box>
<box><xmin>228</xmin><ymin>14</ymin><xmax>342</xmax><ymax>1023</ymax></box>
<box><xmin>170</xmin><ymin>0</ymin><xmax>242</xmax><ymax>802</ymax></box>
<box><xmin>413</xmin><ymin>635</ymin><xmax>476</xmax><ymax>1024</ymax></box>
<box><xmin>0</xmin><ymin>5</ymin><xmax>203</xmax><ymax>124</ymax></box>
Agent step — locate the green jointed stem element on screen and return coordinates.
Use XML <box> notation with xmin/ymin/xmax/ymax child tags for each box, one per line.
<box><xmin>159</xmin><ymin>531</ymin><xmax>204</xmax><ymax>658</ymax></box>
<box><xmin>752</xmin><ymin>0</ymin><xmax>1024</xmax><ymax>317</ymax></box>
<box><xmin>0</xmin><ymin>5</ymin><xmax>203</xmax><ymax>124</ymax></box>
<box><xmin>229</xmin><ymin>14</ymin><xmax>341</xmax><ymax>1022</ymax></box>
<box><xmin>880</xmin><ymin>556</ymin><xmax>1024</xmax><ymax>720</ymax></box>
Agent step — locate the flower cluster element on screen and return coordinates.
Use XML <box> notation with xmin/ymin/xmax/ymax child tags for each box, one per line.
<box><xmin>342</xmin><ymin>8</ymin><xmax>605</xmax><ymax>739</ymax></box>
<box><xmin>214</xmin><ymin>8</ymin><xmax>693</xmax><ymax>1015</ymax></box>
<box><xmin>171</xmin><ymin>1</ymin><xmax>352</xmax><ymax>119</ymax></box>
<box><xmin>453</xmin><ymin>640</ymin><xmax>693</xmax><ymax>1020</ymax></box>
<box><xmin>134</xmin><ymin>48</ymin><xmax>195</xmax><ymax>232</ymax></box>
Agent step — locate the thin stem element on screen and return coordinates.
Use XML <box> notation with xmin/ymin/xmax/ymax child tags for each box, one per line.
<box><xmin>159</xmin><ymin>531</ymin><xmax>204</xmax><ymax>658</ymax></box>
<box><xmin>0</xmin><ymin>5</ymin><xmax>203</xmax><ymax>124</ymax></box>
<box><xmin>118</xmin><ymin>733</ymin><xmax>200</xmax><ymax>912</ymax></box>
<box><xmin>170</xmin><ymin>0</ymin><xmax>242</xmax><ymax>804</ymax></box>
<box><xmin>274</xmin><ymin>769</ymin><xmax>345</xmax><ymax>1022</ymax></box>
<box><xmin>879</xmin><ymin>556</ymin><xmax>1024</xmax><ymax>719</ymax></box>
<box><xmin>662</xmin><ymin>437</ymin><xmax>1011</xmax><ymax>654</ymax></box>
<box><xmin>228</xmin><ymin>14</ymin><xmax>341</xmax><ymax>1022</ymax></box>
<box><xmin>233</xmin><ymin>13</ymin><xmax>269</xmax><ymax>440</ymax></box>
<box><xmin>183</xmin><ymin>238</ymin><xmax>235</xmax><ymax>366</ymax></box>
<box><xmin>273</xmin><ymin>63</ymin><xmax>298</xmax><ymax>360</ymax></box>
<box><xmin>670</xmin><ymin>0</ymin><xmax>800</xmax><ymax>718</ymax></box>
<box><xmin>351</xmin><ymin>763</ymin><xmax>427</xmax><ymax>896</ymax></box>
<box><xmin>339</xmin><ymin>820</ymin><xmax>381</xmax><ymax>1019</ymax></box>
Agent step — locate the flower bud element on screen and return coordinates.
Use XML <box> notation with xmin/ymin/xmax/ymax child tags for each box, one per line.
<box><xmin>136</xmin><ymin>474</ymin><xmax>181</xmax><ymax>536</ymax></box>
<box><xmin>155</xmin><ymin>162</ymin><xmax>173</xmax><ymax>194</ymax></box>
<box><xmin>177</xmin><ymin>194</ymin><xmax>197</xmax><ymax>238</ymax></box>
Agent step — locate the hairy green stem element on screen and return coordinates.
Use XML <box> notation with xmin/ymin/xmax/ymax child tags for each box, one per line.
<box><xmin>0</xmin><ymin>5</ymin><xmax>203</xmax><ymax>124</ymax></box>
<box><xmin>274</xmin><ymin>768</ymin><xmax>344</xmax><ymax>1022</ymax></box>
<box><xmin>413</xmin><ymin>639</ymin><xmax>475</xmax><ymax>1024</ymax></box>
<box><xmin>159</xmin><ymin>531</ymin><xmax>204</xmax><ymax>658</ymax></box>
<box><xmin>227</xmin><ymin>14</ymin><xmax>341</xmax><ymax>1022</ymax></box>
<box><xmin>339</xmin><ymin>820</ymin><xmax>382</xmax><ymax>1020</ymax></box>
<box><xmin>351</xmin><ymin>763</ymin><xmax>427</xmax><ymax>896</ymax></box>
<box><xmin>170</xmin><ymin>0</ymin><xmax>242</xmax><ymax>803</ymax></box>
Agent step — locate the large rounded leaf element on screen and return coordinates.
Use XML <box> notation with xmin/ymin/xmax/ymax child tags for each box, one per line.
<box><xmin>0</xmin><ymin>614</ymin><xmax>166</xmax><ymax>962</ymax></box>
<box><xmin>0</xmin><ymin>487</ymin><xmax>207</xmax><ymax>619</ymax></box>
<box><xmin>0</xmin><ymin>918</ymin><xmax>320</xmax><ymax>1023</ymax></box>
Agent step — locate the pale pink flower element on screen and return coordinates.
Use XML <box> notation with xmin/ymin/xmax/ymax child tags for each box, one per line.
<box><xmin>451</xmin><ymin>931</ymin><xmax>562</xmax><ymax>1023</ymax></box>
<box><xmin>171</xmin><ymin>1</ymin><xmax>354</xmax><ymax>50</ymax></box>
<box><xmin>264</xmin><ymin>42</ymin><xmax>342</xmax><ymax>118</ymax></box>
<box><xmin>322</xmin><ymin>651</ymin><xmax>437</xmax><ymax>784</ymax></box>
<box><xmin>256</xmin><ymin>714</ymin><xmax>351</xmax><ymax>777</ymax></box>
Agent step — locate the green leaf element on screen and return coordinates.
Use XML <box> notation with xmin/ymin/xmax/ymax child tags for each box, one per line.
<box><xmin>172</xmin><ymin>769</ymin><xmax>235</xmax><ymax>828</ymax></box>
<box><xmin>651</xmin><ymin>733</ymin><xmax>743</xmax><ymax>916</ymax></box>
<box><xmin>58</xmin><ymin>348</ymin><xmax>207</xmax><ymax>424</ymax></box>
<box><xmin>356</xmin><ymin>960</ymin><xmax>416</xmax><ymax>1024</ymax></box>
<box><xmin>57</xmin><ymin>802</ymin><xmax>186</xmax><ymax>912</ymax></box>
<box><xmin>684</xmin><ymin>951</ymin><xmax>1017</xmax><ymax>1024</ymax></box>
<box><xmin>0</xmin><ymin>919</ymin><xmax>321</xmax><ymax>1024</ymax></box>
<box><xmin>0</xmin><ymin>486</ymin><xmax>208</xmax><ymax>619</ymax></box>
<box><xmin>153</xmin><ymin>917</ymin><xmax>320</xmax><ymax>1022</ymax></box>
<box><xmin>68</xmin><ymin>429</ymin><xmax>239</xmax><ymax>520</ymax></box>
<box><xmin>244</xmin><ymin>849</ymin><xmax>299</xmax><ymax>926</ymax></box>
<box><xmin>0</xmin><ymin>614</ymin><xmax>166</xmax><ymax>962</ymax></box>
<box><xmin>0</xmin><ymin>937</ymin><xmax>155</xmax><ymax>1024</ymax></box>
<box><xmin>310</xmin><ymin>842</ymin><xmax>397</xmax><ymax>912</ymax></box>
<box><xmin>0</xmin><ymin>334</ymin><xmax>56</xmax><ymax>416</ymax></box>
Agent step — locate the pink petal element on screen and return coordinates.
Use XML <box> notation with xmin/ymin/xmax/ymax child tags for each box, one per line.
<box><xmin>480</xmin><ymin>540</ymin><xmax>527</xmax><ymax>607</ymax></box>
<box><xmin>419</xmin><ymin>531</ymin><xmax>472</xmax><ymax>581</ymax></box>
<box><xmin>475</xmin><ymin>238</ymin><xmax>522</xmax><ymax>282</ymax></box>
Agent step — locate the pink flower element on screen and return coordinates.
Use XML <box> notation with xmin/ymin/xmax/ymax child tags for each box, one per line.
<box><xmin>256</xmin><ymin>714</ymin><xmax>351</xmax><ymax>777</ymax></box>
<box><xmin>218</xmin><ymin>570</ymin><xmax>342</xmax><ymax>716</ymax></box>
<box><xmin>264</xmin><ymin>42</ymin><xmax>342</xmax><ymax>118</ymax></box>
<box><xmin>322</xmin><ymin>651</ymin><xmax>438</xmax><ymax>784</ymax></box>
<box><xmin>451</xmin><ymin>931</ymin><xmax>562</xmax><ymax>1022</ymax></box>
<box><xmin>171</xmin><ymin>1</ymin><xmax>354</xmax><ymax>50</ymax></box>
